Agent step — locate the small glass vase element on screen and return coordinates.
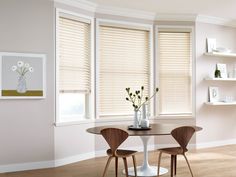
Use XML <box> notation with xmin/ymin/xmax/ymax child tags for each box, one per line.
<box><xmin>17</xmin><ymin>75</ymin><xmax>27</xmax><ymax>93</ymax></box>
<box><xmin>140</xmin><ymin>104</ymin><xmax>150</xmax><ymax>128</ymax></box>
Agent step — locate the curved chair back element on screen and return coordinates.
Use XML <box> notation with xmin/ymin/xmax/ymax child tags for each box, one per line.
<box><xmin>171</xmin><ymin>126</ymin><xmax>196</xmax><ymax>152</ymax></box>
<box><xmin>101</xmin><ymin>128</ymin><xmax>129</xmax><ymax>155</ymax></box>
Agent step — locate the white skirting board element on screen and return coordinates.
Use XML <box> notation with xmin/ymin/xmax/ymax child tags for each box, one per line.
<box><xmin>1</xmin><ymin>139</ymin><xmax>236</xmax><ymax>173</ymax></box>
<box><xmin>196</xmin><ymin>139</ymin><xmax>236</xmax><ymax>149</ymax></box>
<box><xmin>0</xmin><ymin>160</ymin><xmax>54</xmax><ymax>173</ymax></box>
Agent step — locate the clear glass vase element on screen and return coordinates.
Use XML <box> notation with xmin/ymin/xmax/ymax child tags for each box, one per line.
<box><xmin>140</xmin><ymin>104</ymin><xmax>150</xmax><ymax>128</ymax></box>
<box><xmin>17</xmin><ymin>75</ymin><xmax>27</xmax><ymax>93</ymax></box>
<box><xmin>133</xmin><ymin>110</ymin><xmax>140</xmax><ymax>128</ymax></box>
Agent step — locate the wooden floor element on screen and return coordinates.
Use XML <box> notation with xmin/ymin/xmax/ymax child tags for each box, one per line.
<box><xmin>1</xmin><ymin>145</ymin><xmax>236</xmax><ymax>177</ymax></box>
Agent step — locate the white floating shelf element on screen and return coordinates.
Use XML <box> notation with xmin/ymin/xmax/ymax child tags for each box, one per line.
<box><xmin>205</xmin><ymin>102</ymin><xmax>236</xmax><ymax>106</ymax></box>
<box><xmin>204</xmin><ymin>77</ymin><xmax>236</xmax><ymax>81</ymax></box>
<box><xmin>204</xmin><ymin>52</ymin><xmax>236</xmax><ymax>58</ymax></box>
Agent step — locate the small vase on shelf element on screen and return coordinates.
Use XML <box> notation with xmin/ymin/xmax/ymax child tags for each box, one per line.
<box><xmin>214</xmin><ymin>64</ymin><xmax>221</xmax><ymax>78</ymax></box>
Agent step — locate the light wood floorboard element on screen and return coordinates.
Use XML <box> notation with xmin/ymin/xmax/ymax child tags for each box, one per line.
<box><xmin>1</xmin><ymin>145</ymin><xmax>236</xmax><ymax>177</ymax></box>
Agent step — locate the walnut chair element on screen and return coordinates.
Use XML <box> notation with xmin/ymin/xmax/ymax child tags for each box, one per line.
<box><xmin>157</xmin><ymin>126</ymin><xmax>196</xmax><ymax>177</ymax></box>
<box><xmin>101</xmin><ymin>128</ymin><xmax>137</xmax><ymax>177</ymax></box>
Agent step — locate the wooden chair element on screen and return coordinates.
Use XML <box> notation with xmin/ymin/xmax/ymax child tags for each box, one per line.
<box><xmin>157</xmin><ymin>126</ymin><xmax>196</xmax><ymax>177</ymax></box>
<box><xmin>101</xmin><ymin>128</ymin><xmax>137</xmax><ymax>177</ymax></box>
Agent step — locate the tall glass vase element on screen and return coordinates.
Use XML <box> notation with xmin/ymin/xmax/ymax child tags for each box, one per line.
<box><xmin>133</xmin><ymin>110</ymin><xmax>140</xmax><ymax>128</ymax></box>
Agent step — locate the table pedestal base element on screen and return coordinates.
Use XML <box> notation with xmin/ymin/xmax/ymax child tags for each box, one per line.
<box><xmin>123</xmin><ymin>136</ymin><xmax>168</xmax><ymax>176</ymax></box>
<box><xmin>124</xmin><ymin>165</ymin><xmax>168</xmax><ymax>177</ymax></box>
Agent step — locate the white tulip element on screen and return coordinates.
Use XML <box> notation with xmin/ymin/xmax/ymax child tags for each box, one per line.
<box><xmin>11</xmin><ymin>65</ymin><xmax>17</xmax><ymax>71</ymax></box>
<box><xmin>29</xmin><ymin>67</ymin><xmax>34</xmax><ymax>72</ymax></box>
<box><xmin>17</xmin><ymin>61</ymin><xmax>24</xmax><ymax>67</ymax></box>
<box><xmin>24</xmin><ymin>63</ymin><xmax>30</xmax><ymax>68</ymax></box>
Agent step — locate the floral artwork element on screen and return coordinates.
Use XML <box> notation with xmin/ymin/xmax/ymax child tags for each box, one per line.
<box><xmin>0</xmin><ymin>52</ymin><xmax>46</xmax><ymax>99</ymax></box>
<box><xmin>11</xmin><ymin>61</ymin><xmax>34</xmax><ymax>93</ymax></box>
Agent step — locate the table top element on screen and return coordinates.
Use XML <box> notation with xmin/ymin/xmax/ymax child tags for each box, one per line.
<box><xmin>86</xmin><ymin>123</ymin><xmax>202</xmax><ymax>136</ymax></box>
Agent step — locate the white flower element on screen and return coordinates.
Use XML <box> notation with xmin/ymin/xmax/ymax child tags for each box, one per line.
<box><xmin>29</xmin><ymin>67</ymin><xmax>34</xmax><ymax>72</ymax></box>
<box><xmin>17</xmin><ymin>61</ymin><xmax>24</xmax><ymax>67</ymax></box>
<box><xmin>11</xmin><ymin>65</ymin><xmax>17</xmax><ymax>71</ymax></box>
<box><xmin>24</xmin><ymin>63</ymin><xmax>30</xmax><ymax>68</ymax></box>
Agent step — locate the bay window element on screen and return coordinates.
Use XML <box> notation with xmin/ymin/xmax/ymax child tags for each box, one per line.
<box><xmin>56</xmin><ymin>9</ymin><xmax>194</xmax><ymax>123</ymax></box>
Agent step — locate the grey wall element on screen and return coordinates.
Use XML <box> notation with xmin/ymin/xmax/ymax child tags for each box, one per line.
<box><xmin>0</xmin><ymin>0</ymin><xmax>55</xmax><ymax>164</ymax></box>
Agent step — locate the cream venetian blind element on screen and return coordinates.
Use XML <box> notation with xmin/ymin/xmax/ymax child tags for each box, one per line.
<box><xmin>58</xmin><ymin>16</ymin><xmax>90</xmax><ymax>92</ymax></box>
<box><xmin>158</xmin><ymin>31</ymin><xmax>192</xmax><ymax>114</ymax></box>
<box><xmin>99</xmin><ymin>25</ymin><xmax>150</xmax><ymax>116</ymax></box>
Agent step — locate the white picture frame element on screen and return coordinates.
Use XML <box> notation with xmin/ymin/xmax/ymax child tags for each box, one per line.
<box><xmin>0</xmin><ymin>52</ymin><xmax>46</xmax><ymax>99</ymax></box>
<box><xmin>217</xmin><ymin>63</ymin><xmax>227</xmax><ymax>79</ymax></box>
<box><xmin>207</xmin><ymin>38</ymin><xmax>216</xmax><ymax>53</ymax></box>
<box><xmin>209</xmin><ymin>87</ymin><xmax>219</xmax><ymax>102</ymax></box>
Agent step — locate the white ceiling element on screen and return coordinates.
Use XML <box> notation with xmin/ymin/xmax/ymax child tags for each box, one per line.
<box><xmin>86</xmin><ymin>0</ymin><xmax>236</xmax><ymax>20</ymax></box>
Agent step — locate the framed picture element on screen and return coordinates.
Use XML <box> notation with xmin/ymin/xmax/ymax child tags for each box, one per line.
<box><xmin>207</xmin><ymin>38</ymin><xmax>216</xmax><ymax>53</ymax></box>
<box><xmin>216</xmin><ymin>63</ymin><xmax>227</xmax><ymax>78</ymax></box>
<box><xmin>209</xmin><ymin>87</ymin><xmax>219</xmax><ymax>102</ymax></box>
<box><xmin>0</xmin><ymin>52</ymin><xmax>46</xmax><ymax>99</ymax></box>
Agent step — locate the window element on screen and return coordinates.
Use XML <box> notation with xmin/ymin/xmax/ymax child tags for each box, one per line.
<box><xmin>98</xmin><ymin>24</ymin><xmax>151</xmax><ymax>117</ymax></box>
<box><xmin>56</xmin><ymin>9</ymin><xmax>193</xmax><ymax>123</ymax></box>
<box><xmin>57</xmin><ymin>12</ymin><xmax>91</xmax><ymax>122</ymax></box>
<box><xmin>158</xmin><ymin>29</ymin><xmax>192</xmax><ymax>115</ymax></box>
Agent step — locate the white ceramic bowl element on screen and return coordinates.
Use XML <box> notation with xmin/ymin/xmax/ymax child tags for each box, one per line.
<box><xmin>213</xmin><ymin>47</ymin><xmax>231</xmax><ymax>53</ymax></box>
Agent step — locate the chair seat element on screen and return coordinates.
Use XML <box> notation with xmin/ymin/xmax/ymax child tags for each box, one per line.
<box><xmin>107</xmin><ymin>149</ymin><xmax>137</xmax><ymax>157</ymax></box>
<box><xmin>158</xmin><ymin>147</ymin><xmax>187</xmax><ymax>155</ymax></box>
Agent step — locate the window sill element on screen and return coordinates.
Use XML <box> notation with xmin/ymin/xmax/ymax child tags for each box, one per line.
<box><xmin>155</xmin><ymin>115</ymin><xmax>195</xmax><ymax>120</ymax></box>
<box><xmin>55</xmin><ymin>119</ymin><xmax>95</xmax><ymax>127</ymax></box>
<box><xmin>55</xmin><ymin>115</ymin><xmax>195</xmax><ymax>127</ymax></box>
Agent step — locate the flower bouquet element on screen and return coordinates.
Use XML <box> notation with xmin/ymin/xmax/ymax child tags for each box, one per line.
<box><xmin>11</xmin><ymin>61</ymin><xmax>34</xmax><ymax>93</ymax></box>
<box><xmin>125</xmin><ymin>86</ymin><xmax>159</xmax><ymax>128</ymax></box>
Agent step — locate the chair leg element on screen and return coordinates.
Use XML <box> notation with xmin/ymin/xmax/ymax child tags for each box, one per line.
<box><xmin>171</xmin><ymin>155</ymin><xmax>174</xmax><ymax>177</ymax></box>
<box><xmin>183</xmin><ymin>154</ymin><xmax>194</xmax><ymax>177</ymax></box>
<box><xmin>157</xmin><ymin>151</ymin><xmax>162</xmax><ymax>177</ymax></box>
<box><xmin>174</xmin><ymin>155</ymin><xmax>177</xmax><ymax>175</ymax></box>
<box><xmin>123</xmin><ymin>157</ymin><xmax>129</xmax><ymax>177</ymax></box>
<box><xmin>115</xmin><ymin>157</ymin><xmax>118</xmax><ymax>177</ymax></box>
<box><xmin>132</xmin><ymin>155</ymin><xmax>137</xmax><ymax>177</ymax></box>
<box><xmin>102</xmin><ymin>156</ymin><xmax>113</xmax><ymax>177</ymax></box>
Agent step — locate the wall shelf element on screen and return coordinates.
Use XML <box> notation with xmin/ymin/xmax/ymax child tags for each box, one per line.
<box><xmin>205</xmin><ymin>102</ymin><xmax>236</xmax><ymax>106</ymax></box>
<box><xmin>204</xmin><ymin>50</ymin><xmax>236</xmax><ymax>106</ymax></box>
<box><xmin>204</xmin><ymin>77</ymin><xmax>236</xmax><ymax>81</ymax></box>
<box><xmin>204</xmin><ymin>52</ymin><xmax>236</xmax><ymax>58</ymax></box>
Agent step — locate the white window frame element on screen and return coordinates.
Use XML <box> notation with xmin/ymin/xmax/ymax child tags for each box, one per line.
<box><xmin>95</xmin><ymin>18</ymin><xmax>154</xmax><ymax>119</ymax></box>
<box><xmin>155</xmin><ymin>25</ymin><xmax>195</xmax><ymax>118</ymax></box>
<box><xmin>55</xmin><ymin>8</ymin><xmax>95</xmax><ymax>124</ymax></box>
